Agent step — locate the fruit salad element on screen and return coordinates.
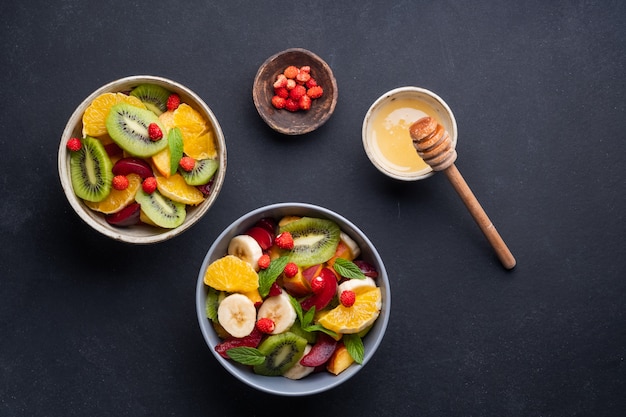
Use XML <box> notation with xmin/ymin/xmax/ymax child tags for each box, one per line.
<box><xmin>66</xmin><ymin>84</ymin><xmax>219</xmax><ymax>229</ymax></box>
<box><xmin>202</xmin><ymin>215</ymin><xmax>382</xmax><ymax>379</ymax></box>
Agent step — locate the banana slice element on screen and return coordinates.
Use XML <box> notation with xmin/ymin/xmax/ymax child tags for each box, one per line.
<box><xmin>340</xmin><ymin>232</ymin><xmax>361</xmax><ymax>259</ymax></box>
<box><xmin>217</xmin><ymin>293</ymin><xmax>257</xmax><ymax>338</ymax></box>
<box><xmin>283</xmin><ymin>345</ymin><xmax>315</xmax><ymax>380</ymax></box>
<box><xmin>228</xmin><ymin>234</ymin><xmax>263</xmax><ymax>271</ymax></box>
<box><xmin>337</xmin><ymin>277</ymin><xmax>376</xmax><ymax>297</ymax></box>
<box><xmin>257</xmin><ymin>292</ymin><xmax>297</xmax><ymax>335</ymax></box>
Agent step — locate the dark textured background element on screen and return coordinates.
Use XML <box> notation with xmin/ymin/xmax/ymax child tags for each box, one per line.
<box><xmin>1</xmin><ymin>1</ymin><xmax>624</xmax><ymax>416</ymax></box>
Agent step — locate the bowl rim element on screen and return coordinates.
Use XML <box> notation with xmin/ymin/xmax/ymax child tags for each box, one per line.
<box><xmin>362</xmin><ymin>86</ymin><xmax>458</xmax><ymax>181</ymax></box>
<box><xmin>58</xmin><ymin>75</ymin><xmax>227</xmax><ymax>244</ymax></box>
<box><xmin>252</xmin><ymin>48</ymin><xmax>338</xmax><ymax>135</ymax></box>
<box><xmin>195</xmin><ymin>202</ymin><xmax>390</xmax><ymax>396</ymax></box>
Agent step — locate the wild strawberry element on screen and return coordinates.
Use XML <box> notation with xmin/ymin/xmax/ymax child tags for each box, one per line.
<box><xmin>286</xmin><ymin>79</ymin><xmax>297</xmax><ymax>90</ymax></box>
<box><xmin>274</xmin><ymin>86</ymin><xmax>289</xmax><ymax>99</ymax></box>
<box><xmin>296</xmin><ymin>71</ymin><xmax>310</xmax><ymax>84</ymax></box>
<box><xmin>258</xmin><ymin>254</ymin><xmax>271</xmax><ymax>269</ymax></box>
<box><xmin>268</xmin><ymin>282</ymin><xmax>282</xmax><ymax>297</ymax></box>
<box><xmin>310</xmin><ymin>275</ymin><xmax>326</xmax><ymax>294</ymax></box>
<box><xmin>283</xmin><ymin>262</ymin><xmax>298</xmax><ymax>278</ymax></box>
<box><xmin>142</xmin><ymin>177</ymin><xmax>157</xmax><ymax>194</ymax></box>
<box><xmin>283</xmin><ymin>65</ymin><xmax>299</xmax><ymax>79</ymax></box>
<box><xmin>112</xmin><ymin>175</ymin><xmax>129</xmax><ymax>191</ymax></box>
<box><xmin>299</xmin><ymin>65</ymin><xmax>311</xmax><ymax>73</ymax></box>
<box><xmin>148</xmin><ymin>123</ymin><xmax>163</xmax><ymax>141</ymax></box>
<box><xmin>179</xmin><ymin>156</ymin><xmax>196</xmax><ymax>172</ymax></box>
<box><xmin>273</xmin><ymin>74</ymin><xmax>287</xmax><ymax>89</ymax></box>
<box><xmin>340</xmin><ymin>290</ymin><xmax>356</xmax><ymax>307</ymax></box>
<box><xmin>307</xmin><ymin>85</ymin><xmax>323</xmax><ymax>99</ymax></box>
<box><xmin>305</xmin><ymin>78</ymin><xmax>318</xmax><ymax>89</ymax></box>
<box><xmin>275</xmin><ymin>231</ymin><xmax>294</xmax><ymax>249</ymax></box>
<box><xmin>284</xmin><ymin>98</ymin><xmax>300</xmax><ymax>112</ymax></box>
<box><xmin>299</xmin><ymin>95</ymin><xmax>311</xmax><ymax>111</ymax></box>
<box><xmin>66</xmin><ymin>137</ymin><xmax>82</xmax><ymax>152</ymax></box>
<box><xmin>289</xmin><ymin>84</ymin><xmax>306</xmax><ymax>100</ymax></box>
<box><xmin>271</xmin><ymin>95</ymin><xmax>286</xmax><ymax>109</ymax></box>
<box><xmin>166</xmin><ymin>94</ymin><xmax>181</xmax><ymax>111</ymax></box>
<box><xmin>256</xmin><ymin>318</ymin><xmax>275</xmax><ymax>334</ymax></box>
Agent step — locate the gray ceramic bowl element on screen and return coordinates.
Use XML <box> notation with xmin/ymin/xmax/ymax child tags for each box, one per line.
<box><xmin>195</xmin><ymin>203</ymin><xmax>390</xmax><ymax>396</ymax></box>
<box><xmin>58</xmin><ymin>75</ymin><xmax>227</xmax><ymax>244</ymax></box>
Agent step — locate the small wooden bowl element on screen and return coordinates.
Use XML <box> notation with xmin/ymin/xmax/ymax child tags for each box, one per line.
<box><xmin>253</xmin><ymin>48</ymin><xmax>338</xmax><ymax>135</ymax></box>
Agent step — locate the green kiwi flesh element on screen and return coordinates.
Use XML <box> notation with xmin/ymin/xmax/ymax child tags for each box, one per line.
<box><xmin>70</xmin><ymin>136</ymin><xmax>113</xmax><ymax>202</ymax></box>
<box><xmin>179</xmin><ymin>158</ymin><xmax>219</xmax><ymax>186</ymax></box>
<box><xmin>253</xmin><ymin>332</ymin><xmax>307</xmax><ymax>376</ymax></box>
<box><xmin>278</xmin><ymin>217</ymin><xmax>341</xmax><ymax>267</ymax></box>
<box><xmin>135</xmin><ymin>188</ymin><xmax>186</xmax><ymax>228</ymax></box>
<box><xmin>129</xmin><ymin>84</ymin><xmax>171</xmax><ymax>115</ymax></box>
<box><xmin>106</xmin><ymin>103</ymin><xmax>168</xmax><ymax>157</ymax></box>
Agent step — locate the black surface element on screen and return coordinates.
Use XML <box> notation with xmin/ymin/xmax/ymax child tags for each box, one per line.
<box><xmin>1</xmin><ymin>1</ymin><xmax>625</xmax><ymax>416</ymax></box>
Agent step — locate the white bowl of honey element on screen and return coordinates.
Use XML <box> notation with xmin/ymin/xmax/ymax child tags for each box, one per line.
<box><xmin>362</xmin><ymin>86</ymin><xmax>457</xmax><ymax>181</ymax></box>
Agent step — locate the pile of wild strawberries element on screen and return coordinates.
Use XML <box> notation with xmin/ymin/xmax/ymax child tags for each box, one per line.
<box><xmin>271</xmin><ymin>65</ymin><xmax>324</xmax><ymax>112</ymax></box>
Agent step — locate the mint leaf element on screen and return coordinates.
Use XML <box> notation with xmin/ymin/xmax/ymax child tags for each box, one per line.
<box><xmin>343</xmin><ymin>334</ymin><xmax>364</xmax><ymax>364</ymax></box>
<box><xmin>333</xmin><ymin>258</ymin><xmax>366</xmax><ymax>280</ymax></box>
<box><xmin>302</xmin><ymin>305</ymin><xmax>316</xmax><ymax>328</ymax></box>
<box><xmin>288</xmin><ymin>293</ymin><xmax>304</xmax><ymax>323</ymax></box>
<box><xmin>303</xmin><ymin>323</ymin><xmax>338</xmax><ymax>339</ymax></box>
<box><xmin>258</xmin><ymin>256</ymin><xmax>289</xmax><ymax>298</ymax></box>
<box><xmin>226</xmin><ymin>347</ymin><xmax>266</xmax><ymax>366</ymax></box>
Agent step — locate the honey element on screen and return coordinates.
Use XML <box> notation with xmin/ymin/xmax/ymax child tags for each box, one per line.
<box><xmin>370</xmin><ymin>98</ymin><xmax>439</xmax><ymax>174</ymax></box>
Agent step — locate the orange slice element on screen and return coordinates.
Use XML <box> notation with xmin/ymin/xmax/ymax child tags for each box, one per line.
<box><xmin>203</xmin><ymin>255</ymin><xmax>259</xmax><ymax>293</ymax></box>
<box><xmin>317</xmin><ymin>287</ymin><xmax>382</xmax><ymax>334</ymax></box>
<box><xmin>158</xmin><ymin>110</ymin><xmax>176</xmax><ymax>132</ymax></box>
<box><xmin>184</xmin><ymin>129</ymin><xmax>217</xmax><ymax>160</ymax></box>
<box><xmin>173</xmin><ymin>103</ymin><xmax>217</xmax><ymax>159</ymax></box>
<box><xmin>82</xmin><ymin>92</ymin><xmax>146</xmax><ymax>137</ymax></box>
<box><xmin>84</xmin><ymin>173</ymin><xmax>142</xmax><ymax>214</ymax></box>
<box><xmin>155</xmin><ymin>172</ymin><xmax>205</xmax><ymax>205</ymax></box>
<box><xmin>151</xmin><ymin>148</ymin><xmax>172</xmax><ymax>177</ymax></box>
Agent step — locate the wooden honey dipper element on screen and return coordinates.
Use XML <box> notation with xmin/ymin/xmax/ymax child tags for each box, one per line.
<box><xmin>409</xmin><ymin>116</ymin><xmax>516</xmax><ymax>269</ymax></box>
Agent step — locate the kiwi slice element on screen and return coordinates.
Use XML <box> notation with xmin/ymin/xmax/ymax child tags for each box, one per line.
<box><xmin>129</xmin><ymin>84</ymin><xmax>171</xmax><ymax>115</ymax></box>
<box><xmin>253</xmin><ymin>332</ymin><xmax>307</xmax><ymax>376</ymax></box>
<box><xmin>135</xmin><ymin>188</ymin><xmax>186</xmax><ymax>228</ymax></box>
<box><xmin>205</xmin><ymin>287</ymin><xmax>226</xmax><ymax>323</ymax></box>
<box><xmin>105</xmin><ymin>103</ymin><xmax>169</xmax><ymax>157</ymax></box>
<box><xmin>278</xmin><ymin>217</ymin><xmax>341</xmax><ymax>267</ymax></box>
<box><xmin>179</xmin><ymin>158</ymin><xmax>219</xmax><ymax>186</ymax></box>
<box><xmin>70</xmin><ymin>136</ymin><xmax>113</xmax><ymax>202</ymax></box>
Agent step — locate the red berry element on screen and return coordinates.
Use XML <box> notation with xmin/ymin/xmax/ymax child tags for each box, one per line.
<box><xmin>112</xmin><ymin>175</ymin><xmax>129</xmax><ymax>191</ymax></box>
<box><xmin>256</xmin><ymin>317</ymin><xmax>275</xmax><ymax>334</ymax></box>
<box><xmin>289</xmin><ymin>85</ymin><xmax>306</xmax><ymax>100</ymax></box>
<box><xmin>307</xmin><ymin>85</ymin><xmax>323</xmax><ymax>99</ymax></box>
<box><xmin>66</xmin><ymin>137</ymin><xmax>82</xmax><ymax>152</ymax></box>
<box><xmin>340</xmin><ymin>290</ymin><xmax>356</xmax><ymax>307</ymax></box>
<box><xmin>142</xmin><ymin>177</ymin><xmax>157</xmax><ymax>194</ymax></box>
<box><xmin>148</xmin><ymin>123</ymin><xmax>163</xmax><ymax>141</ymax></box>
<box><xmin>273</xmin><ymin>74</ymin><xmax>287</xmax><ymax>89</ymax></box>
<box><xmin>286</xmin><ymin>79</ymin><xmax>297</xmax><ymax>90</ymax></box>
<box><xmin>305</xmin><ymin>78</ymin><xmax>318</xmax><ymax>89</ymax></box>
<box><xmin>296</xmin><ymin>71</ymin><xmax>311</xmax><ymax>84</ymax></box>
<box><xmin>166</xmin><ymin>94</ymin><xmax>181</xmax><ymax>111</ymax></box>
<box><xmin>271</xmin><ymin>95</ymin><xmax>286</xmax><ymax>109</ymax></box>
<box><xmin>179</xmin><ymin>156</ymin><xmax>196</xmax><ymax>172</ymax></box>
<box><xmin>274</xmin><ymin>86</ymin><xmax>289</xmax><ymax>99</ymax></box>
<box><xmin>284</xmin><ymin>98</ymin><xmax>300</xmax><ymax>112</ymax></box>
<box><xmin>300</xmin><ymin>65</ymin><xmax>311</xmax><ymax>73</ymax></box>
<box><xmin>283</xmin><ymin>262</ymin><xmax>298</xmax><ymax>278</ymax></box>
<box><xmin>283</xmin><ymin>65</ymin><xmax>299</xmax><ymax>79</ymax></box>
<box><xmin>310</xmin><ymin>275</ymin><xmax>326</xmax><ymax>294</ymax></box>
<box><xmin>299</xmin><ymin>95</ymin><xmax>312</xmax><ymax>111</ymax></box>
<box><xmin>275</xmin><ymin>232</ymin><xmax>294</xmax><ymax>250</ymax></box>
<box><xmin>258</xmin><ymin>254</ymin><xmax>271</xmax><ymax>270</ymax></box>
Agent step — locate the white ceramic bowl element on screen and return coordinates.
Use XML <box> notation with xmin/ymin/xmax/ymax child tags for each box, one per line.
<box><xmin>195</xmin><ymin>203</ymin><xmax>390</xmax><ymax>396</ymax></box>
<box><xmin>362</xmin><ymin>86</ymin><xmax>457</xmax><ymax>181</ymax></box>
<box><xmin>58</xmin><ymin>75</ymin><xmax>227</xmax><ymax>244</ymax></box>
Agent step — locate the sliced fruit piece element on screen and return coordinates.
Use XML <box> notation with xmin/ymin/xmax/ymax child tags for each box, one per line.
<box><xmin>326</xmin><ymin>343</ymin><xmax>354</xmax><ymax>375</ymax></box>
<box><xmin>205</xmin><ymin>286</ymin><xmax>222</xmax><ymax>322</ymax></box>
<box><xmin>256</xmin><ymin>292</ymin><xmax>297</xmax><ymax>335</ymax></box>
<box><xmin>111</xmin><ymin>157</ymin><xmax>153</xmax><ymax>179</ymax></box>
<box><xmin>278</xmin><ymin>217</ymin><xmax>341</xmax><ymax>267</ymax></box>
<box><xmin>203</xmin><ymin>255</ymin><xmax>259</xmax><ymax>293</ymax></box>
<box><xmin>353</xmin><ymin>260</ymin><xmax>379</xmax><ymax>279</ymax></box>
<box><xmin>179</xmin><ymin>158</ymin><xmax>218</xmax><ymax>186</ymax></box>
<box><xmin>282</xmin><ymin>266</ymin><xmax>311</xmax><ymax>297</ymax></box>
<box><xmin>85</xmin><ymin>173</ymin><xmax>142</xmax><ymax>214</ymax></box>
<box><xmin>327</xmin><ymin>232</ymin><xmax>361</xmax><ymax>266</ymax></box>
<box><xmin>228</xmin><ymin>235</ymin><xmax>263</xmax><ymax>271</ymax></box>
<box><xmin>299</xmin><ymin>332</ymin><xmax>337</xmax><ymax>367</ymax></box>
<box><xmin>105</xmin><ymin>202</ymin><xmax>141</xmax><ymax>226</ymax></box>
<box><xmin>242</xmin><ymin>289</ymin><xmax>263</xmax><ymax>307</ymax></box>
<box><xmin>134</xmin><ymin>187</ymin><xmax>186</xmax><ymax>229</ymax></box>
<box><xmin>255</xmin><ymin>217</ymin><xmax>277</xmax><ymax>236</ymax></box>
<box><xmin>173</xmin><ymin>103</ymin><xmax>208</xmax><ymax>136</ymax></box>
<box><xmin>129</xmin><ymin>83</ymin><xmax>171</xmax><ymax>116</ymax></box>
<box><xmin>253</xmin><ymin>332</ymin><xmax>307</xmax><ymax>376</ymax></box>
<box><xmin>245</xmin><ymin>226</ymin><xmax>273</xmax><ymax>250</ymax></box>
<box><xmin>139</xmin><ymin>209</ymin><xmax>158</xmax><ymax>226</ymax></box>
<box><xmin>283</xmin><ymin>345</ymin><xmax>315</xmax><ymax>380</ymax></box>
<box><xmin>70</xmin><ymin>136</ymin><xmax>113</xmax><ymax>202</ymax></box>
<box><xmin>300</xmin><ymin>267</ymin><xmax>338</xmax><ymax>312</ymax></box>
<box><xmin>155</xmin><ymin>172</ymin><xmax>205</xmax><ymax>205</ymax></box>
<box><xmin>317</xmin><ymin>286</ymin><xmax>382</xmax><ymax>334</ymax></box>
<box><xmin>217</xmin><ymin>293</ymin><xmax>257</xmax><ymax>338</ymax></box>
<box><xmin>336</xmin><ymin>277</ymin><xmax>377</xmax><ymax>297</ymax></box>
<box><xmin>158</xmin><ymin>110</ymin><xmax>176</xmax><ymax>131</ymax></box>
<box><xmin>183</xmin><ymin>129</ymin><xmax>217</xmax><ymax>160</ymax></box>
<box><xmin>82</xmin><ymin>92</ymin><xmax>146</xmax><ymax>137</ymax></box>
<box><xmin>106</xmin><ymin>103</ymin><xmax>168</xmax><ymax>157</ymax></box>
<box><xmin>215</xmin><ymin>327</ymin><xmax>263</xmax><ymax>358</ymax></box>
<box><xmin>151</xmin><ymin>147</ymin><xmax>171</xmax><ymax>177</ymax></box>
